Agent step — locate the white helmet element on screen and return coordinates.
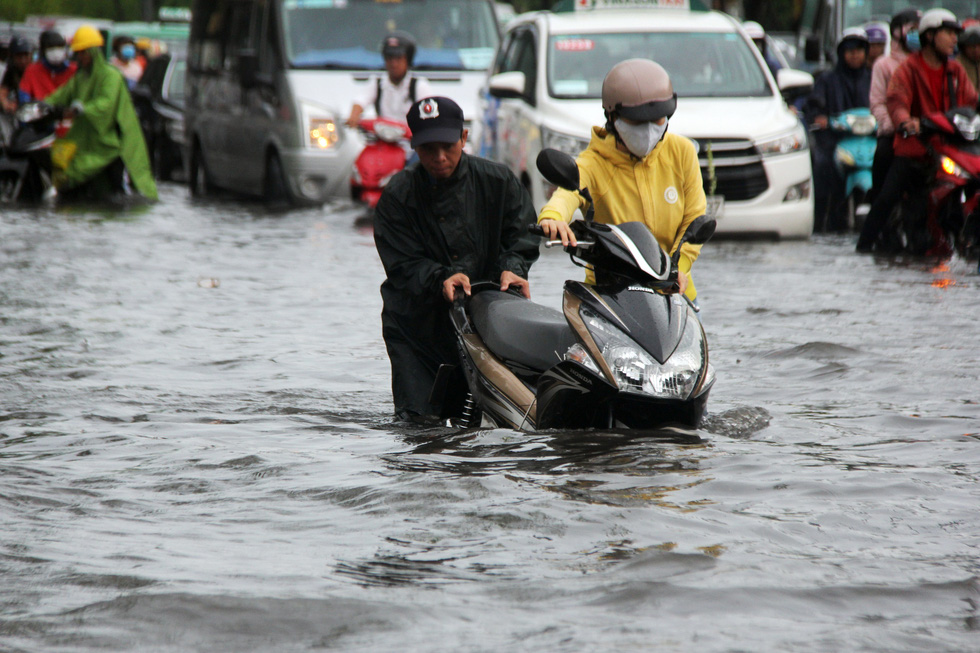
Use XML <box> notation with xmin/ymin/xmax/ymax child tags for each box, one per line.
<box><xmin>918</xmin><ymin>8</ymin><xmax>961</xmax><ymax>34</ymax></box>
<box><xmin>742</xmin><ymin>20</ymin><xmax>765</xmax><ymax>40</ymax></box>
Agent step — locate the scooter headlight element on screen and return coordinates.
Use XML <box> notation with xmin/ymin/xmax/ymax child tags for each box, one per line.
<box><xmin>845</xmin><ymin>113</ymin><xmax>877</xmax><ymax>136</ymax></box>
<box><xmin>14</xmin><ymin>103</ymin><xmax>47</xmax><ymax>123</ymax></box>
<box><xmin>373</xmin><ymin>121</ymin><xmax>408</xmax><ymax>143</ymax></box>
<box><xmin>940</xmin><ymin>155</ymin><xmax>970</xmax><ymax>179</ymax></box>
<box><xmin>953</xmin><ymin>112</ymin><xmax>980</xmax><ymax>141</ymax></box>
<box><xmin>580</xmin><ymin>306</ymin><xmax>707</xmax><ymax>400</ymax></box>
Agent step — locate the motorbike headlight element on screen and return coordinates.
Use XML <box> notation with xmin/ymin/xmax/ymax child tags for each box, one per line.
<box><xmin>580</xmin><ymin>306</ymin><xmax>706</xmax><ymax>400</ymax></box>
<box><xmin>14</xmin><ymin>103</ymin><xmax>47</xmax><ymax>123</ymax></box>
<box><xmin>374</xmin><ymin>121</ymin><xmax>408</xmax><ymax>143</ymax></box>
<box><xmin>541</xmin><ymin>126</ymin><xmax>589</xmax><ymax>158</ymax></box>
<box><xmin>845</xmin><ymin>113</ymin><xmax>877</xmax><ymax>136</ymax></box>
<box><xmin>755</xmin><ymin>122</ymin><xmax>808</xmax><ymax>156</ymax></box>
<box><xmin>940</xmin><ymin>155</ymin><xmax>970</xmax><ymax>179</ymax></box>
<box><xmin>953</xmin><ymin>112</ymin><xmax>980</xmax><ymax>141</ymax></box>
<box><xmin>301</xmin><ymin>101</ymin><xmax>341</xmax><ymax>150</ymax></box>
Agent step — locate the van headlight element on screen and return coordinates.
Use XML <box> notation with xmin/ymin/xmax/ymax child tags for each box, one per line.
<box><xmin>579</xmin><ymin>306</ymin><xmax>707</xmax><ymax>400</ymax></box>
<box><xmin>541</xmin><ymin>126</ymin><xmax>589</xmax><ymax>158</ymax></box>
<box><xmin>301</xmin><ymin>101</ymin><xmax>341</xmax><ymax>150</ymax></box>
<box><xmin>755</xmin><ymin>122</ymin><xmax>808</xmax><ymax>156</ymax></box>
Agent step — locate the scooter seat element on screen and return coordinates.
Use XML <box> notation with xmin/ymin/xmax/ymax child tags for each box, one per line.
<box><xmin>469</xmin><ymin>290</ymin><xmax>576</xmax><ymax>375</ymax></box>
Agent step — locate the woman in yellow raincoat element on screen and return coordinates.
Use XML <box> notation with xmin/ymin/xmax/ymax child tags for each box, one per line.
<box><xmin>45</xmin><ymin>25</ymin><xmax>157</xmax><ymax>200</ymax></box>
<box><xmin>538</xmin><ymin>59</ymin><xmax>705</xmax><ymax>303</ymax></box>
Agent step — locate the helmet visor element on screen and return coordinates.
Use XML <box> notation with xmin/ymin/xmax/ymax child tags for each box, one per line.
<box><xmin>615</xmin><ymin>94</ymin><xmax>677</xmax><ymax>122</ymax></box>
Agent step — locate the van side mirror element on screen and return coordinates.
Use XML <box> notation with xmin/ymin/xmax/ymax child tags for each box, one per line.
<box><xmin>488</xmin><ymin>71</ymin><xmax>526</xmax><ymax>99</ymax></box>
<box><xmin>776</xmin><ymin>68</ymin><xmax>814</xmax><ymax>104</ymax></box>
<box><xmin>238</xmin><ymin>49</ymin><xmax>259</xmax><ymax>88</ymax></box>
<box><xmin>804</xmin><ymin>35</ymin><xmax>821</xmax><ymax>63</ymax></box>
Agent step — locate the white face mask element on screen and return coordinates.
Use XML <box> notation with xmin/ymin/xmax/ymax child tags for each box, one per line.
<box><xmin>45</xmin><ymin>48</ymin><xmax>67</xmax><ymax>65</ymax></box>
<box><xmin>614</xmin><ymin>117</ymin><xmax>668</xmax><ymax>159</ymax></box>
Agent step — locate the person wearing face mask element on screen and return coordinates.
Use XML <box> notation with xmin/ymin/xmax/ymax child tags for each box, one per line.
<box><xmin>19</xmin><ymin>30</ymin><xmax>77</xmax><ymax>103</ymax></box>
<box><xmin>538</xmin><ymin>58</ymin><xmax>706</xmax><ymax>303</ymax></box>
<box><xmin>868</xmin><ymin>9</ymin><xmax>921</xmax><ymax>206</ymax></box>
<box><xmin>110</xmin><ymin>36</ymin><xmax>143</xmax><ymax>88</ymax></box>
<box><xmin>856</xmin><ymin>8</ymin><xmax>978</xmax><ymax>253</ymax></box>
<box><xmin>804</xmin><ymin>28</ymin><xmax>872</xmax><ymax>232</ymax></box>
<box><xmin>1</xmin><ymin>36</ymin><xmax>32</xmax><ymax>114</ymax></box>
<box><xmin>44</xmin><ymin>25</ymin><xmax>157</xmax><ymax>201</ymax></box>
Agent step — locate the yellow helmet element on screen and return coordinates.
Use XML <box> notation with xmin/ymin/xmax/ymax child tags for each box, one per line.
<box><xmin>71</xmin><ymin>25</ymin><xmax>105</xmax><ymax>52</ymax></box>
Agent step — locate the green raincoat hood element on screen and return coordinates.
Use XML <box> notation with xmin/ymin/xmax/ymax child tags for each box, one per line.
<box><xmin>46</xmin><ymin>49</ymin><xmax>157</xmax><ymax>200</ymax></box>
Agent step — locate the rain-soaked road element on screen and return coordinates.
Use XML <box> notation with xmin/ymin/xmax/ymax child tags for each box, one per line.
<box><xmin>1</xmin><ymin>183</ymin><xmax>978</xmax><ymax>651</ymax></box>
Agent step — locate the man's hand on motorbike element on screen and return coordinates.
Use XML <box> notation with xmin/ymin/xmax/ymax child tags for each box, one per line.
<box><xmin>813</xmin><ymin>115</ymin><xmax>829</xmax><ymax>129</ymax></box>
<box><xmin>677</xmin><ymin>271</ymin><xmax>688</xmax><ymax>296</ymax></box>
<box><xmin>443</xmin><ymin>272</ymin><xmax>471</xmax><ymax>302</ymax></box>
<box><xmin>539</xmin><ymin>219</ymin><xmax>577</xmax><ymax>247</ymax></box>
<box><xmin>500</xmin><ymin>270</ymin><xmax>530</xmax><ymax>299</ymax></box>
<box><xmin>900</xmin><ymin>118</ymin><xmax>920</xmax><ymax>135</ymax></box>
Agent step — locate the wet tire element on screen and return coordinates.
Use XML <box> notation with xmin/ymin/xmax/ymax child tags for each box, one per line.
<box><xmin>189</xmin><ymin>144</ymin><xmax>212</xmax><ymax>197</ymax></box>
<box><xmin>263</xmin><ymin>152</ymin><xmax>292</xmax><ymax>206</ymax></box>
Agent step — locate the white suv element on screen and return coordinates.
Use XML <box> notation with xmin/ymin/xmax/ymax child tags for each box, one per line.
<box><xmin>477</xmin><ymin>4</ymin><xmax>815</xmax><ymax>239</ymax></box>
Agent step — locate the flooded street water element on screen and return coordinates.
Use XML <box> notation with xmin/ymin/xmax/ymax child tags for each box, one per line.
<box><xmin>2</xmin><ymin>183</ymin><xmax>979</xmax><ymax>652</ymax></box>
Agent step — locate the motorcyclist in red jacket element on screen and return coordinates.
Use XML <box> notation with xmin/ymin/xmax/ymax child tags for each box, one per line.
<box><xmin>857</xmin><ymin>8</ymin><xmax>979</xmax><ymax>253</ymax></box>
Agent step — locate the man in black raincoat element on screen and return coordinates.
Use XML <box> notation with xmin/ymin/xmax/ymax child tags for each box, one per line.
<box><xmin>374</xmin><ymin>96</ymin><xmax>539</xmax><ymax>424</ymax></box>
<box><xmin>805</xmin><ymin>28</ymin><xmax>872</xmax><ymax>232</ymax></box>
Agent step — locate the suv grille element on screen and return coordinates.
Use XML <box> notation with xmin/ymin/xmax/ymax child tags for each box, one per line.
<box><xmin>693</xmin><ymin>138</ymin><xmax>768</xmax><ymax>202</ymax></box>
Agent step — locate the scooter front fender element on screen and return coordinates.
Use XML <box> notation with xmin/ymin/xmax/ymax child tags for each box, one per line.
<box><xmin>845</xmin><ymin>168</ymin><xmax>872</xmax><ymax>197</ymax></box>
<box><xmin>536</xmin><ymin>359</ymin><xmax>618</xmax><ymax>430</ymax></box>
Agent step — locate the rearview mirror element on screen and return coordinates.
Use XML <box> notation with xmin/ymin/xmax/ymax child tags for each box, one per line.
<box><xmin>681</xmin><ymin>215</ymin><xmax>717</xmax><ymax>247</ymax></box>
<box><xmin>804</xmin><ymin>35</ymin><xmax>821</xmax><ymax>63</ymax></box>
<box><xmin>238</xmin><ymin>49</ymin><xmax>259</xmax><ymax>88</ymax></box>
<box><xmin>488</xmin><ymin>71</ymin><xmax>526</xmax><ymax>99</ymax></box>
<box><xmin>776</xmin><ymin>68</ymin><xmax>814</xmax><ymax>93</ymax></box>
<box><xmin>536</xmin><ymin>148</ymin><xmax>579</xmax><ymax>192</ymax></box>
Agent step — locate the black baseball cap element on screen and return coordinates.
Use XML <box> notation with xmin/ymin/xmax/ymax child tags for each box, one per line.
<box><xmin>407</xmin><ymin>96</ymin><xmax>465</xmax><ymax>148</ymax></box>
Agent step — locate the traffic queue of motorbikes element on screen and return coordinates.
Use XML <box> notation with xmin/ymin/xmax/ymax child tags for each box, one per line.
<box><xmin>815</xmin><ymin>103</ymin><xmax>980</xmax><ymax>263</ymax></box>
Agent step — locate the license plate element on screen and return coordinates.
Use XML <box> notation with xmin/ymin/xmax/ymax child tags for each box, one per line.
<box><xmin>706</xmin><ymin>194</ymin><xmax>725</xmax><ymax>219</ymax></box>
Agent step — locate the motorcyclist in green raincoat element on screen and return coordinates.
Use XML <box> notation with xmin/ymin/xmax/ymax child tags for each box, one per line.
<box><xmin>45</xmin><ymin>25</ymin><xmax>157</xmax><ymax>201</ymax></box>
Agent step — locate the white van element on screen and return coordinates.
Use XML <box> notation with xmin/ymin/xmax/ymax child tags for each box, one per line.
<box><xmin>185</xmin><ymin>0</ymin><xmax>500</xmax><ymax>206</ymax></box>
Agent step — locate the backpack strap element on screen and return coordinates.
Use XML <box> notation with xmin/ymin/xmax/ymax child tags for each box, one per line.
<box><xmin>410</xmin><ymin>76</ymin><xmax>418</xmax><ymax>104</ymax></box>
<box><xmin>374</xmin><ymin>76</ymin><xmax>382</xmax><ymax>116</ymax></box>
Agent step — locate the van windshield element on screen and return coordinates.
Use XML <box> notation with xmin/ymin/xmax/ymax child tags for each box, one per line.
<box><xmin>283</xmin><ymin>0</ymin><xmax>499</xmax><ymax>71</ymax></box>
<box><xmin>548</xmin><ymin>31</ymin><xmax>772</xmax><ymax>99</ymax></box>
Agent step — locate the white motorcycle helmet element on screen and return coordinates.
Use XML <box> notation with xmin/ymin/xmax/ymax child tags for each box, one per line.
<box><xmin>918</xmin><ymin>8</ymin><xmax>962</xmax><ymax>35</ymax></box>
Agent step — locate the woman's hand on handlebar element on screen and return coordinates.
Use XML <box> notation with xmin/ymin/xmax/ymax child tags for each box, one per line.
<box><xmin>677</xmin><ymin>271</ymin><xmax>688</xmax><ymax>296</ymax></box>
<box><xmin>538</xmin><ymin>219</ymin><xmax>577</xmax><ymax>247</ymax></box>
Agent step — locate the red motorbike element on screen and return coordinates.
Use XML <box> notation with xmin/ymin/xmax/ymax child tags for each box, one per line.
<box><xmin>350</xmin><ymin>118</ymin><xmax>411</xmax><ymax>210</ymax></box>
<box><xmin>885</xmin><ymin>106</ymin><xmax>980</xmax><ymax>259</ymax></box>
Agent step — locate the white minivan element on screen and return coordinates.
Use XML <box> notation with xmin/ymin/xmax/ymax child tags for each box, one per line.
<box><xmin>479</xmin><ymin>3</ymin><xmax>815</xmax><ymax>238</ymax></box>
<box><xmin>185</xmin><ymin>0</ymin><xmax>499</xmax><ymax>206</ymax></box>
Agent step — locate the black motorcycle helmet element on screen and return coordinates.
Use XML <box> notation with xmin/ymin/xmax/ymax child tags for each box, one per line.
<box><xmin>381</xmin><ymin>31</ymin><xmax>416</xmax><ymax>66</ymax></box>
<box><xmin>9</xmin><ymin>35</ymin><xmax>32</xmax><ymax>55</ymax></box>
<box><xmin>959</xmin><ymin>25</ymin><xmax>980</xmax><ymax>50</ymax></box>
<box><xmin>890</xmin><ymin>8</ymin><xmax>921</xmax><ymax>47</ymax></box>
<box><xmin>39</xmin><ymin>30</ymin><xmax>66</xmax><ymax>52</ymax></box>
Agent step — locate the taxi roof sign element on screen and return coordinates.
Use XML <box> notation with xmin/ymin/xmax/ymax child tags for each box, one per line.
<box><xmin>554</xmin><ymin>0</ymin><xmax>708</xmax><ymax>11</ymax></box>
